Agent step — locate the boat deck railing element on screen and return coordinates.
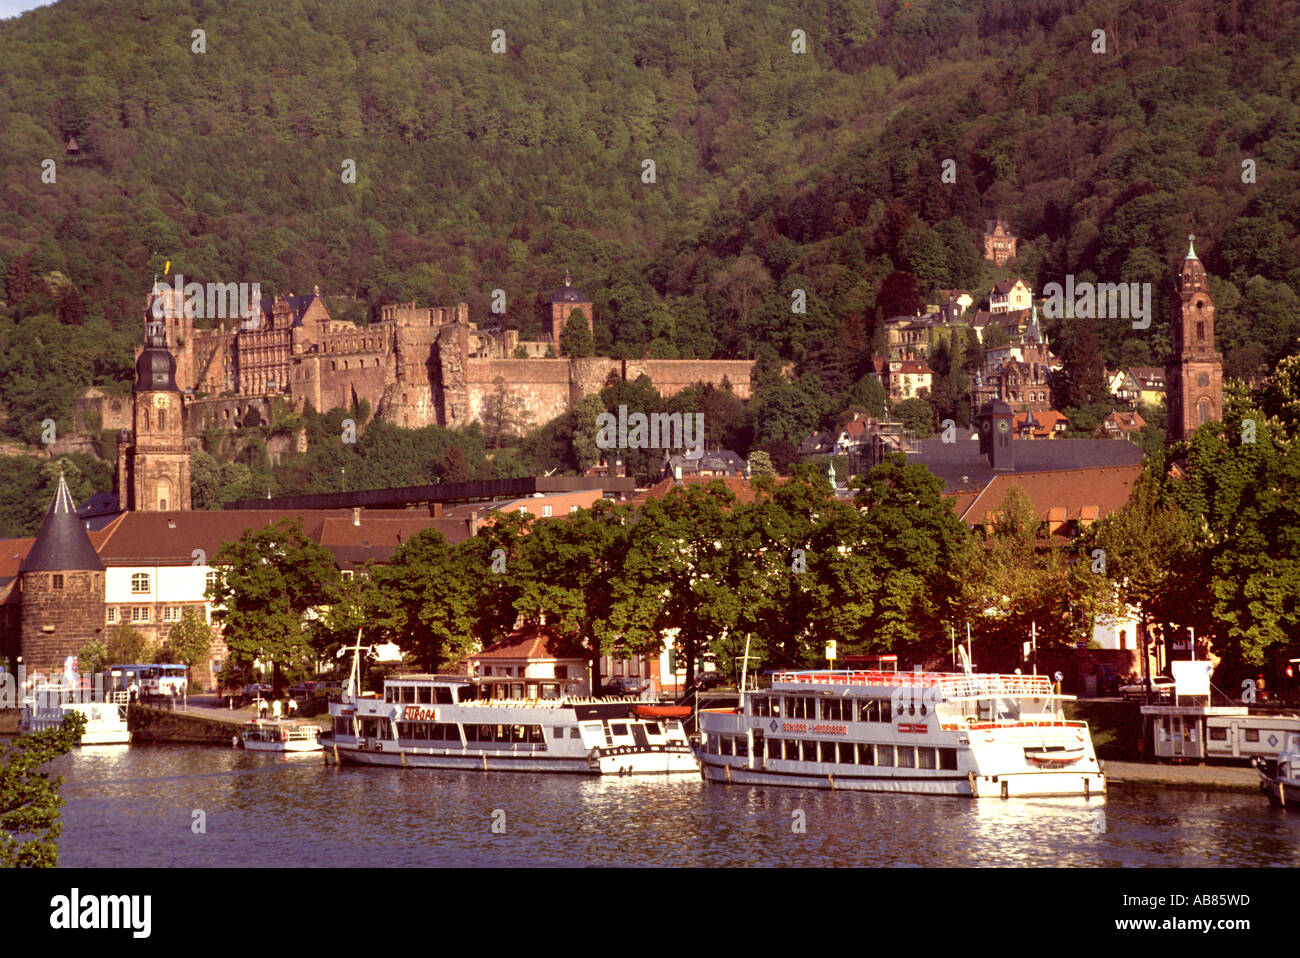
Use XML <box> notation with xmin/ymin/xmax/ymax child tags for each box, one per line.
<box><xmin>772</xmin><ymin>670</ymin><xmax>1055</xmax><ymax>698</ymax></box>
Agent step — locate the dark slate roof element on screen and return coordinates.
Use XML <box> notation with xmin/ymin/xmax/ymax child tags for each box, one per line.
<box><xmin>907</xmin><ymin>437</ymin><xmax>1146</xmax><ymax>494</ymax></box>
<box><xmin>76</xmin><ymin>492</ymin><xmax>124</xmax><ymax>531</ymax></box>
<box><xmin>259</xmin><ymin>294</ymin><xmax>320</xmax><ymax>327</ymax></box>
<box><xmin>665</xmin><ymin>449</ymin><xmax>746</xmax><ymax>475</ymax></box>
<box><xmin>134</xmin><ymin>342</ymin><xmax>179</xmax><ymax>392</ymax></box>
<box><xmin>550</xmin><ymin>283</ymin><xmax>591</xmax><ymax>304</ymax></box>
<box><xmin>20</xmin><ymin>474</ymin><xmax>104</xmax><ymax>572</ymax></box>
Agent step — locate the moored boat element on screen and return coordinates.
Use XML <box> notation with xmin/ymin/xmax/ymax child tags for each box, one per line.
<box><xmin>20</xmin><ymin>687</ymin><xmax>131</xmax><ymax>745</ymax></box>
<box><xmin>241</xmin><ymin>719</ymin><xmax>323</xmax><ymax>753</ymax></box>
<box><xmin>1252</xmin><ymin>729</ymin><xmax>1300</xmax><ymax>809</ymax></box>
<box><xmin>324</xmin><ymin>673</ymin><xmax>697</xmax><ymax>775</ymax></box>
<box><xmin>697</xmin><ymin>667</ymin><xmax>1105</xmax><ymax>798</ymax></box>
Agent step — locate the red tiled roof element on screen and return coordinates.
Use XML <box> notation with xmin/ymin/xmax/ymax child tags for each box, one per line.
<box><xmin>470</xmin><ymin>624</ymin><xmax>578</xmax><ymax>661</ymax></box>
<box><xmin>632</xmin><ymin>475</ymin><xmax>763</xmax><ymax>507</ymax></box>
<box><xmin>959</xmin><ymin>465</ymin><xmax>1142</xmax><ymax>526</ymax></box>
<box><xmin>896</xmin><ymin>360</ymin><xmax>933</xmax><ymax>375</ymax></box>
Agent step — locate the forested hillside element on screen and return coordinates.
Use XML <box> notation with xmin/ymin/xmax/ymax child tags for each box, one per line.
<box><xmin>1</xmin><ymin>0</ymin><xmax>1299</xmax><ymax>520</ymax></box>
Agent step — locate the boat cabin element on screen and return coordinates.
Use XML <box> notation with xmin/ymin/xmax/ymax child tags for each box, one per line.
<box><xmin>465</xmin><ymin>625</ymin><xmax>592</xmax><ymax>698</ymax></box>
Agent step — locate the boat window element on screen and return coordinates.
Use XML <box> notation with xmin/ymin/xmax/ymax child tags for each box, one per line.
<box><xmin>838</xmin><ymin>742</ymin><xmax>855</xmax><ymax>764</ymax></box>
<box><xmin>859</xmin><ymin>699</ymin><xmax>877</xmax><ymax>722</ymax></box>
<box><xmin>1244</xmin><ymin>728</ymin><xmax>1260</xmax><ymax>742</ymax></box>
<box><xmin>644</xmin><ymin>722</ymin><xmax>661</xmax><ymax>736</ymax></box>
<box><xmin>435</xmin><ymin>686</ymin><xmax>454</xmax><ymax>704</ymax></box>
<box><xmin>384</xmin><ymin>688</ymin><xmax>395</xmax><ymax>703</ymax></box>
<box><xmin>610</xmin><ymin>722</ymin><xmax>629</xmax><ymax>737</ymax></box>
<box><xmin>939</xmin><ymin>748</ymin><xmax>957</xmax><ymax>771</ymax></box>
<box><xmin>879</xmin><ymin>700</ymin><xmax>892</xmax><ymax>723</ymax></box>
<box><xmin>801</xmin><ymin>740</ymin><xmax>818</xmax><ymax>762</ymax></box>
<box><xmin>786</xmin><ymin>697</ymin><xmax>802</xmax><ymax>719</ymax></box>
<box><xmin>819</xmin><ymin>741</ymin><xmax>836</xmax><ymax>763</ymax></box>
<box><xmin>753</xmin><ymin>697</ymin><xmax>768</xmax><ymax>717</ymax></box>
<box><xmin>510</xmin><ymin>683</ymin><xmax>524</xmax><ymax>699</ymax></box>
<box><xmin>541</xmin><ymin>683</ymin><xmax>560</xmax><ymax>700</ymax></box>
<box><xmin>417</xmin><ymin>686</ymin><xmax>432</xmax><ymax>704</ymax></box>
<box><xmin>735</xmin><ymin>736</ymin><xmax>748</xmax><ymax>757</ymax></box>
<box><xmin>898</xmin><ymin>747</ymin><xmax>915</xmax><ymax>768</ymax></box>
<box><xmin>877</xmin><ymin>744</ymin><xmax>895</xmax><ymax>767</ymax></box>
<box><xmin>823</xmin><ymin>699</ymin><xmax>841</xmax><ymax>721</ymax></box>
<box><xmin>784</xmin><ymin>739</ymin><xmax>799</xmax><ymax>761</ymax></box>
<box><xmin>464</xmin><ymin>725</ymin><xmax>479</xmax><ymax>742</ymax></box>
<box><xmin>858</xmin><ymin>743</ymin><xmax>875</xmax><ymax>765</ymax></box>
<box><xmin>769</xmin><ymin>697</ymin><xmax>783</xmax><ymax>718</ymax></box>
<box><xmin>1208</xmin><ymin>726</ymin><xmax>1227</xmax><ymax>741</ymax></box>
<box><xmin>918</xmin><ymin>748</ymin><xmax>936</xmax><ymax>769</ymax></box>
<box><xmin>333</xmin><ymin>717</ymin><xmax>352</xmax><ymax>736</ymax></box>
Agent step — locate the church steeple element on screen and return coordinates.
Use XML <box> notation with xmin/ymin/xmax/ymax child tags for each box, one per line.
<box><xmin>1166</xmin><ymin>234</ymin><xmax>1223</xmax><ymax>443</ymax></box>
<box><xmin>119</xmin><ymin>299</ymin><xmax>191</xmax><ymax>512</ymax></box>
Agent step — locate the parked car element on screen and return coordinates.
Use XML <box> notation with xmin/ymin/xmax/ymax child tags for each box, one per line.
<box><xmin>604</xmin><ymin>677</ymin><xmax>650</xmax><ymax>696</ymax></box>
<box><xmin>236</xmin><ymin>683</ymin><xmax>273</xmax><ymax>707</ymax></box>
<box><xmin>693</xmin><ymin>673</ymin><xmax>729</xmax><ymax>691</ymax></box>
<box><xmin>1120</xmin><ymin>676</ymin><xmax>1176</xmax><ymax>702</ymax></box>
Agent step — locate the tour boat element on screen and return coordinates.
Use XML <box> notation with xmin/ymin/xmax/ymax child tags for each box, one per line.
<box><xmin>322</xmin><ymin>672</ymin><xmax>697</xmax><ymax>775</ymax></box>
<box><xmin>696</xmin><ymin>667</ymin><xmax>1105</xmax><ymax>798</ymax></box>
<box><xmin>1253</xmin><ymin>729</ymin><xmax>1300</xmax><ymax>810</ymax></box>
<box><xmin>20</xmin><ymin>687</ymin><xmax>131</xmax><ymax>746</ymax></box>
<box><xmin>240</xmin><ymin>719</ymin><xmax>323</xmax><ymax>753</ymax></box>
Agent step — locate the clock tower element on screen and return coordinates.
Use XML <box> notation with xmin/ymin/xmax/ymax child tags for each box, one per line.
<box><xmin>1166</xmin><ymin>235</ymin><xmax>1223</xmax><ymax>443</ymax></box>
<box><xmin>118</xmin><ymin>314</ymin><xmax>191</xmax><ymax>511</ymax></box>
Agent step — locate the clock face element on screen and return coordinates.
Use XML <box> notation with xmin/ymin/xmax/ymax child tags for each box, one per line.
<box><xmin>997</xmin><ymin>419</ymin><xmax>1009</xmax><ymax>433</ymax></box>
<box><xmin>152</xmin><ymin>394</ymin><xmax>170</xmax><ymax>409</ymax></box>
<box><xmin>1197</xmin><ymin>373</ymin><xmax>1210</xmax><ymax>387</ymax></box>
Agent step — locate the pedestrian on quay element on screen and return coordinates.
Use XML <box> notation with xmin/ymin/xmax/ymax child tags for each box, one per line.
<box><xmin>258</xmin><ymin>697</ymin><xmax>268</xmax><ymax>719</ymax></box>
<box><xmin>129</xmin><ymin>681</ymin><xmax>138</xmax><ymax>705</ymax></box>
<box><xmin>271</xmin><ymin>698</ymin><xmax>282</xmax><ymax>721</ymax></box>
<box><xmin>287</xmin><ymin>696</ymin><xmax>298</xmax><ymax>717</ymax></box>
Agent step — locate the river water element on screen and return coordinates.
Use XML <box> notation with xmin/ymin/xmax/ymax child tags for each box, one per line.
<box><xmin>44</xmin><ymin>744</ymin><xmax>1300</xmax><ymax>867</ymax></box>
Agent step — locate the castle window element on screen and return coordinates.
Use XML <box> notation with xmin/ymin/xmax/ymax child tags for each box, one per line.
<box><xmin>1197</xmin><ymin>321</ymin><xmax>1204</xmax><ymax>341</ymax></box>
<box><xmin>131</xmin><ymin>607</ymin><xmax>150</xmax><ymax>623</ymax></box>
<box><xmin>132</xmin><ymin>573</ymin><xmax>150</xmax><ymax>593</ymax></box>
<box><xmin>52</xmin><ymin>574</ymin><xmax>64</xmax><ymax>590</ymax></box>
<box><xmin>157</xmin><ymin>410</ymin><xmax>165</xmax><ymax>430</ymax></box>
<box><xmin>107</xmin><ymin>607</ymin><xmax>117</xmax><ymax>624</ymax></box>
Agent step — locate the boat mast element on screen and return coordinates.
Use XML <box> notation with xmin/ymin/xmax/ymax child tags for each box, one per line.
<box><xmin>738</xmin><ymin>632</ymin><xmax>752</xmax><ymax>710</ymax></box>
<box><xmin>343</xmin><ymin>627</ymin><xmax>366</xmax><ymax>704</ymax></box>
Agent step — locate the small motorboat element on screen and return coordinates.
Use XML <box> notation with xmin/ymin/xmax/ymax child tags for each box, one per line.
<box><xmin>240</xmin><ymin>719</ymin><xmax>323</xmax><ymax>753</ymax></box>
<box><xmin>633</xmin><ymin>704</ymin><xmax>692</xmax><ymax>720</ymax></box>
<box><xmin>1253</xmin><ymin>729</ymin><xmax>1300</xmax><ymax>809</ymax></box>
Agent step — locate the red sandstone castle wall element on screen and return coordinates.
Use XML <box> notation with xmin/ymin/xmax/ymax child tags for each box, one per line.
<box><xmin>623</xmin><ymin>360</ymin><xmax>754</xmax><ymax>400</ymax></box>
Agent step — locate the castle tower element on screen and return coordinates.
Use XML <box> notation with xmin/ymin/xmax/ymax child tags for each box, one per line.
<box><xmin>18</xmin><ymin>473</ymin><xmax>105</xmax><ymax>673</ymax></box>
<box><xmin>120</xmin><ymin>316</ymin><xmax>191</xmax><ymax>511</ymax></box>
<box><xmin>545</xmin><ymin>271</ymin><xmax>594</xmax><ymax>350</ymax></box>
<box><xmin>1165</xmin><ymin>235</ymin><xmax>1223</xmax><ymax>443</ymax></box>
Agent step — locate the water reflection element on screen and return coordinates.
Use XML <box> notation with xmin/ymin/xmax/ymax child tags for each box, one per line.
<box><xmin>46</xmin><ymin>745</ymin><xmax>1300</xmax><ymax>867</ymax></box>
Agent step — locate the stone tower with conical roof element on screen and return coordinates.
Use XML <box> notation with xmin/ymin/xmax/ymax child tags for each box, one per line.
<box><xmin>1166</xmin><ymin>235</ymin><xmax>1223</xmax><ymax>443</ymax></box>
<box><xmin>117</xmin><ymin>311</ymin><xmax>191</xmax><ymax>511</ymax></box>
<box><xmin>544</xmin><ymin>271</ymin><xmax>594</xmax><ymax>351</ymax></box>
<box><xmin>17</xmin><ymin>473</ymin><xmax>106</xmax><ymax>673</ymax></box>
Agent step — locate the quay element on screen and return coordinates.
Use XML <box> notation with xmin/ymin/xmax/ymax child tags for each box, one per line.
<box><xmin>1101</xmin><ymin>760</ymin><xmax>1260</xmax><ymax>793</ymax></box>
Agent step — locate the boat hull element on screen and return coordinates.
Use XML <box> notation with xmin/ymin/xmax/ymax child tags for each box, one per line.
<box><xmin>699</xmin><ymin>757</ymin><xmax>1104</xmax><ymax>797</ymax></box>
<box><xmin>324</xmin><ymin>739</ymin><xmax>697</xmax><ymax>775</ymax></box>
<box><xmin>243</xmin><ymin>739</ymin><xmax>323</xmax><ymax>753</ymax></box>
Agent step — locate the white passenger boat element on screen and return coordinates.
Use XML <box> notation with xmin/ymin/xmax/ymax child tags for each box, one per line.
<box><xmin>697</xmin><ymin>667</ymin><xmax>1105</xmax><ymax>798</ymax></box>
<box><xmin>1253</xmin><ymin>730</ymin><xmax>1300</xmax><ymax>809</ymax></box>
<box><xmin>323</xmin><ymin>673</ymin><xmax>698</xmax><ymax>775</ymax></box>
<box><xmin>240</xmin><ymin>719</ymin><xmax>323</xmax><ymax>753</ymax></box>
<box><xmin>20</xmin><ymin>687</ymin><xmax>131</xmax><ymax>745</ymax></box>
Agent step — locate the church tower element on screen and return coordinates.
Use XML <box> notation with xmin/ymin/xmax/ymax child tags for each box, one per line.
<box><xmin>1165</xmin><ymin>235</ymin><xmax>1224</xmax><ymax>443</ymax></box>
<box><xmin>118</xmin><ymin>313</ymin><xmax>191</xmax><ymax>511</ymax></box>
<box><xmin>18</xmin><ymin>473</ymin><xmax>105</xmax><ymax>673</ymax></box>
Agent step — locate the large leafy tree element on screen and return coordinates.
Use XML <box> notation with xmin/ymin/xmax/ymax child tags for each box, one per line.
<box><xmin>163</xmin><ymin>608</ymin><xmax>215</xmax><ymax>683</ymax></box>
<box><xmin>0</xmin><ymin>711</ymin><xmax>85</xmax><ymax>868</ymax></box>
<box><xmin>612</xmin><ymin>482</ymin><xmax>745</xmax><ymax>687</ymax></box>
<box><xmin>513</xmin><ymin>501</ymin><xmax>631</xmax><ymax>689</ymax></box>
<box><xmin>207</xmin><ymin>519</ymin><xmax>343</xmax><ymax>689</ymax></box>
